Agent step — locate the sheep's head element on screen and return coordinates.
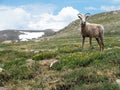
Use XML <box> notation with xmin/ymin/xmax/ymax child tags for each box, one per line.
<box><xmin>77</xmin><ymin>13</ymin><xmax>90</xmax><ymax>25</ymax></box>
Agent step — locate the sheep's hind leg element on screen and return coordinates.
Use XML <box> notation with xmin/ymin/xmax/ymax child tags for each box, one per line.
<box><xmin>100</xmin><ymin>36</ymin><xmax>104</xmax><ymax>51</ymax></box>
<box><xmin>96</xmin><ymin>38</ymin><xmax>102</xmax><ymax>51</ymax></box>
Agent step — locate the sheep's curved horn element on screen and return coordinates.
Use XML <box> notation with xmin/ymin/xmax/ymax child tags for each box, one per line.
<box><xmin>85</xmin><ymin>13</ymin><xmax>90</xmax><ymax>16</ymax></box>
<box><xmin>85</xmin><ymin>13</ymin><xmax>90</xmax><ymax>19</ymax></box>
<box><xmin>77</xmin><ymin>13</ymin><xmax>82</xmax><ymax>16</ymax></box>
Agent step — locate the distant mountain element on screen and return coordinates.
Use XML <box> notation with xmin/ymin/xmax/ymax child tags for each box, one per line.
<box><xmin>42</xmin><ymin>29</ymin><xmax>56</xmax><ymax>37</ymax></box>
<box><xmin>0</xmin><ymin>29</ymin><xmax>55</xmax><ymax>42</ymax></box>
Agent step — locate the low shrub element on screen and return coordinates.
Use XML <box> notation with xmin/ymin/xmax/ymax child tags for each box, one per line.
<box><xmin>57</xmin><ymin>44</ymin><xmax>81</xmax><ymax>53</ymax></box>
<box><xmin>32</xmin><ymin>51</ymin><xmax>57</xmax><ymax>60</ymax></box>
<box><xmin>0</xmin><ymin>71</ymin><xmax>11</xmax><ymax>86</ymax></box>
<box><xmin>70</xmin><ymin>82</ymin><xmax>120</xmax><ymax>90</ymax></box>
<box><xmin>105</xmin><ymin>48</ymin><xmax>120</xmax><ymax>64</ymax></box>
<box><xmin>0</xmin><ymin>58</ymin><xmax>41</xmax><ymax>86</ymax></box>
<box><xmin>53</xmin><ymin>49</ymin><xmax>120</xmax><ymax>70</ymax></box>
<box><xmin>3</xmin><ymin>58</ymin><xmax>34</xmax><ymax>79</ymax></box>
<box><xmin>53</xmin><ymin>52</ymin><xmax>96</xmax><ymax>70</ymax></box>
<box><xmin>0</xmin><ymin>50</ymin><xmax>31</xmax><ymax>62</ymax></box>
<box><xmin>53</xmin><ymin>69</ymin><xmax>114</xmax><ymax>90</ymax></box>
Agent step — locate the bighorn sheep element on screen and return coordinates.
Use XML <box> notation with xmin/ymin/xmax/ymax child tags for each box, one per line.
<box><xmin>77</xmin><ymin>13</ymin><xmax>104</xmax><ymax>51</ymax></box>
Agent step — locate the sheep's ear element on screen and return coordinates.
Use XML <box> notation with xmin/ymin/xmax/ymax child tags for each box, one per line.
<box><xmin>78</xmin><ymin>15</ymin><xmax>82</xmax><ymax>20</ymax></box>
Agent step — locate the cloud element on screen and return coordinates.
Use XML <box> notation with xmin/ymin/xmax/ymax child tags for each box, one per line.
<box><xmin>28</xmin><ymin>7</ymin><xmax>79</xmax><ymax>30</ymax></box>
<box><xmin>100</xmin><ymin>5</ymin><xmax>120</xmax><ymax>11</ymax></box>
<box><xmin>21</xmin><ymin>3</ymin><xmax>56</xmax><ymax>15</ymax></box>
<box><xmin>0</xmin><ymin>6</ymin><xmax>30</xmax><ymax>30</ymax></box>
<box><xmin>0</xmin><ymin>5</ymin><xmax>79</xmax><ymax>31</ymax></box>
<box><xmin>85</xmin><ymin>5</ymin><xmax>120</xmax><ymax>12</ymax></box>
<box><xmin>111</xmin><ymin>0</ymin><xmax>120</xmax><ymax>2</ymax></box>
<box><xmin>85</xmin><ymin>6</ymin><xmax>97</xmax><ymax>10</ymax></box>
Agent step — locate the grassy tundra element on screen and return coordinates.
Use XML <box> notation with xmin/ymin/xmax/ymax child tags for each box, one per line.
<box><xmin>0</xmin><ymin>11</ymin><xmax>120</xmax><ymax>90</ymax></box>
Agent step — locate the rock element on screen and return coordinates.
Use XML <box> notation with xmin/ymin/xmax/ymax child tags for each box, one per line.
<box><xmin>116</xmin><ymin>79</ymin><xmax>120</xmax><ymax>85</ymax></box>
<box><xmin>48</xmin><ymin>80</ymin><xmax>59</xmax><ymax>86</ymax></box>
<box><xmin>0</xmin><ymin>68</ymin><xmax>3</xmax><ymax>73</ymax></box>
<box><xmin>33</xmin><ymin>50</ymin><xmax>40</xmax><ymax>54</ymax></box>
<box><xmin>33</xmin><ymin>50</ymin><xmax>45</xmax><ymax>54</ymax></box>
<box><xmin>50</xmin><ymin>60</ymin><xmax>59</xmax><ymax>68</ymax></box>
<box><xmin>2</xmin><ymin>40</ymin><xmax>13</xmax><ymax>44</ymax></box>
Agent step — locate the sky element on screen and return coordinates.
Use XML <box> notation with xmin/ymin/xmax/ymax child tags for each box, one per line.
<box><xmin>0</xmin><ymin>0</ymin><xmax>120</xmax><ymax>31</ymax></box>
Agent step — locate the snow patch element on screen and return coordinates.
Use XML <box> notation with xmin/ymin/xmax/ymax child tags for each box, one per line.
<box><xmin>19</xmin><ymin>31</ymin><xmax>44</xmax><ymax>41</ymax></box>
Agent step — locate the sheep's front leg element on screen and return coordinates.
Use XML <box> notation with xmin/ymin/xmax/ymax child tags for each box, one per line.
<box><xmin>82</xmin><ymin>37</ymin><xmax>85</xmax><ymax>48</ymax></box>
<box><xmin>89</xmin><ymin>37</ymin><xmax>92</xmax><ymax>48</ymax></box>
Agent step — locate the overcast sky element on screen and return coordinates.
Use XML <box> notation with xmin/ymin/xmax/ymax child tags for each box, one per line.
<box><xmin>0</xmin><ymin>0</ymin><xmax>120</xmax><ymax>30</ymax></box>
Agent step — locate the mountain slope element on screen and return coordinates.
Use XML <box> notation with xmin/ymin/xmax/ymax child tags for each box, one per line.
<box><xmin>0</xmin><ymin>30</ymin><xmax>21</xmax><ymax>42</ymax></box>
<box><xmin>53</xmin><ymin>10</ymin><xmax>120</xmax><ymax>38</ymax></box>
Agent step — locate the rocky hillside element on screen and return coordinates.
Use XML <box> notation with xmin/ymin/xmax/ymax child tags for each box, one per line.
<box><xmin>54</xmin><ymin>10</ymin><xmax>120</xmax><ymax>38</ymax></box>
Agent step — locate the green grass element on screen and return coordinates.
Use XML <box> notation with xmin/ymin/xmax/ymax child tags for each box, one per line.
<box><xmin>32</xmin><ymin>51</ymin><xmax>57</xmax><ymax>60</ymax></box>
<box><xmin>0</xmin><ymin>35</ymin><xmax>120</xmax><ymax>89</ymax></box>
<box><xmin>0</xmin><ymin>50</ymin><xmax>32</xmax><ymax>63</ymax></box>
<box><xmin>0</xmin><ymin>58</ymin><xmax>41</xmax><ymax>86</ymax></box>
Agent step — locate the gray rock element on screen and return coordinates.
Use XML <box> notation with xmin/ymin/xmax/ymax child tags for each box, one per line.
<box><xmin>116</xmin><ymin>79</ymin><xmax>120</xmax><ymax>85</ymax></box>
<box><xmin>0</xmin><ymin>68</ymin><xmax>3</xmax><ymax>73</ymax></box>
<box><xmin>33</xmin><ymin>50</ymin><xmax>45</xmax><ymax>54</ymax></box>
<box><xmin>50</xmin><ymin>60</ymin><xmax>59</xmax><ymax>68</ymax></box>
